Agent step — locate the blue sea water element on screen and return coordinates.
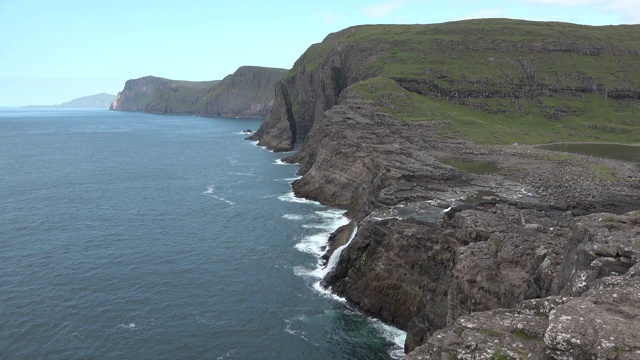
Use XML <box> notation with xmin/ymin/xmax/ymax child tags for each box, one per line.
<box><xmin>0</xmin><ymin>109</ymin><xmax>404</xmax><ymax>359</ymax></box>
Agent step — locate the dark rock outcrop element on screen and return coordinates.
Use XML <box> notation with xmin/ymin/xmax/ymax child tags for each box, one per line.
<box><xmin>278</xmin><ymin>87</ymin><xmax>640</xmax><ymax>357</ymax></box>
<box><xmin>110</xmin><ymin>66</ymin><xmax>287</xmax><ymax>118</ymax></box>
<box><xmin>250</xmin><ymin>19</ymin><xmax>640</xmax><ymax>358</ymax></box>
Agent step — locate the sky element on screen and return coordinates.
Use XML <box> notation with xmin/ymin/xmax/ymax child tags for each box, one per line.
<box><xmin>1</xmin><ymin>0</ymin><xmax>639</xmax><ymax>106</ymax></box>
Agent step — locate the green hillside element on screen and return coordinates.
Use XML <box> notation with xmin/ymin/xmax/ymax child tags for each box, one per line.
<box><xmin>289</xmin><ymin>19</ymin><xmax>640</xmax><ymax>145</ymax></box>
<box><xmin>111</xmin><ymin>66</ymin><xmax>287</xmax><ymax>118</ymax></box>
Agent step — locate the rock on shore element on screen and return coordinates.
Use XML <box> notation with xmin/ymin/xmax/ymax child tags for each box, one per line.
<box><xmin>292</xmin><ymin>92</ymin><xmax>640</xmax><ymax>357</ymax></box>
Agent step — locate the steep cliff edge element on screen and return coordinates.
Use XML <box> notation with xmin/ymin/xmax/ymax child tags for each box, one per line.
<box><xmin>110</xmin><ymin>66</ymin><xmax>287</xmax><ymax>118</ymax></box>
<box><xmin>253</xmin><ymin>19</ymin><xmax>640</xmax><ymax>150</ymax></box>
<box><xmin>252</xmin><ymin>19</ymin><xmax>640</xmax><ymax>358</ymax></box>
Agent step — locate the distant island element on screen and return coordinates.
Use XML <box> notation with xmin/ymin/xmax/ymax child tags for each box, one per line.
<box><xmin>25</xmin><ymin>93</ymin><xmax>116</xmax><ymax>109</ymax></box>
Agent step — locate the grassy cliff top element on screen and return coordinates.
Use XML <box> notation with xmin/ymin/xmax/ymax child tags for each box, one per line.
<box><xmin>290</xmin><ymin>19</ymin><xmax>640</xmax><ymax>145</ymax></box>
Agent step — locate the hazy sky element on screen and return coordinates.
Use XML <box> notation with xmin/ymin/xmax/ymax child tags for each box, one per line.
<box><xmin>1</xmin><ymin>0</ymin><xmax>638</xmax><ymax>106</ymax></box>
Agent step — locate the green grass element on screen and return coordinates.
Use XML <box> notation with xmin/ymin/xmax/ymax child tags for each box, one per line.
<box><xmin>289</xmin><ymin>19</ymin><xmax>640</xmax><ymax>146</ymax></box>
<box><xmin>512</xmin><ymin>329</ymin><xmax>537</xmax><ymax>340</ymax></box>
<box><xmin>348</xmin><ymin>78</ymin><xmax>640</xmax><ymax>145</ymax></box>
<box><xmin>588</xmin><ymin>163</ymin><xmax>616</xmax><ymax>181</ymax></box>
<box><xmin>442</xmin><ymin>159</ymin><xmax>500</xmax><ymax>174</ymax></box>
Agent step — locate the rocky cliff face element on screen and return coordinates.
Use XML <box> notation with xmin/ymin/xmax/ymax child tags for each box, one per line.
<box><xmin>250</xmin><ymin>29</ymin><xmax>387</xmax><ymax>150</ymax></box>
<box><xmin>110</xmin><ymin>66</ymin><xmax>287</xmax><ymax>118</ymax></box>
<box><xmin>292</xmin><ymin>91</ymin><xmax>640</xmax><ymax>356</ymax></box>
<box><xmin>252</xmin><ymin>20</ymin><xmax>640</xmax><ymax>150</ymax></box>
<box><xmin>252</xmin><ymin>19</ymin><xmax>640</xmax><ymax>358</ymax></box>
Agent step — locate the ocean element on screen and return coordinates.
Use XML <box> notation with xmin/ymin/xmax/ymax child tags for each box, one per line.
<box><xmin>0</xmin><ymin>109</ymin><xmax>405</xmax><ymax>359</ymax></box>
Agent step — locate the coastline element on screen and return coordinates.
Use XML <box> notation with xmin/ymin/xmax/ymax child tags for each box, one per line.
<box><xmin>268</xmin><ymin>143</ymin><xmax>409</xmax><ymax>358</ymax></box>
<box><xmin>253</xmin><ymin>98</ymin><xmax>640</xmax><ymax>357</ymax></box>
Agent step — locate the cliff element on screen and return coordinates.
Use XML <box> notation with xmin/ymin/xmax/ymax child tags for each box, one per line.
<box><xmin>110</xmin><ymin>66</ymin><xmax>287</xmax><ymax>118</ymax></box>
<box><xmin>253</xmin><ymin>19</ymin><xmax>640</xmax><ymax>150</ymax></box>
<box><xmin>252</xmin><ymin>19</ymin><xmax>640</xmax><ymax>358</ymax></box>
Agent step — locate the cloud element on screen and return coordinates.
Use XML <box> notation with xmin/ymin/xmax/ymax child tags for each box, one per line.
<box><xmin>363</xmin><ymin>0</ymin><xmax>406</xmax><ymax>18</ymax></box>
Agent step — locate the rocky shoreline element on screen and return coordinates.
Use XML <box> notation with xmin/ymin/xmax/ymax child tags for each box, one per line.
<box><xmin>268</xmin><ymin>90</ymin><xmax>640</xmax><ymax>358</ymax></box>
<box><xmin>247</xmin><ymin>20</ymin><xmax>640</xmax><ymax>359</ymax></box>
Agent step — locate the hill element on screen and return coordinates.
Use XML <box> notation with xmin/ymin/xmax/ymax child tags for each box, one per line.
<box><xmin>110</xmin><ymin>66</ymin><xmax>288</xmax><ymax>118</ymax></box>
<box><xmin>250</xmin><ymin>19</ymin><xmax>640</xmax><ymax>358</ymax></box>
<box><xmin>25</xmin><ymin>93</ymin><xmax>116</xmax><ymax>109</ymax></box>
<box><xmin>252</xmin><ymin>19</ymin><xmax>640</xmax><ymax>150</ymax></box>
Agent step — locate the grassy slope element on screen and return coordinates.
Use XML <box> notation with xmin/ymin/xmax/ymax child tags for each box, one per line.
<box><xmin>301</xmin><ymin>19</ymin><xmax>640</xmax><ymax>145</ymax></box>
<box><xmin>142</xmin><ymin>79</ymin><xmax>220</xmax><ymax>114</ymax></box>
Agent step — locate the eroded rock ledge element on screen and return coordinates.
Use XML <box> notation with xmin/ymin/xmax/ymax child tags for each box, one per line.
<box><xmin>277</xmin><ymin>90</ymin><xmax>640</xmax><ymax>358</ymax></box>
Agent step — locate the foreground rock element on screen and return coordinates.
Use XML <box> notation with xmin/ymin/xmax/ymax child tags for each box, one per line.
<box><xmin>283</xmin><ymin>91</ymin><xmax>640</xmax><ymax>357</ymax></box>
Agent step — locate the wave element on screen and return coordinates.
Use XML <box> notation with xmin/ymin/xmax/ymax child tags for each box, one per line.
<box><xmin>284</xmin><ymin>317</ymin><xmax>308</xmax><ymax>341</ymax></box>
<box><xmin>274</xmin><ymin>159</ymin><xmax>296</xmax><ymax>165</ymax></box>
<box><xmin>370</xmin><ymin>319</ymin><xmax>407</xmax><ymax>359</ymax></box>
<box><xmin>210</xmin><ymin>195</ymin><xmax>235</xmax><ymax>206</ymax></box>
<box><xmin>203</xmin><ymin>186</ymin><xmax>235</xmax><ymax>205</ymax></box>
<box><xmin>278</xmin><ymin>191</ymin><xmax>321</xmax><ymax>205</ymax></box>
<box><xmin>292</xmin><ymin>209</ymin><xmax>407</xmax><ymax>358</ymax></box>
<box><xmin>283</xmin><ymin>214</ymin><xmax>305</xmax><ymax>221</ymax></box>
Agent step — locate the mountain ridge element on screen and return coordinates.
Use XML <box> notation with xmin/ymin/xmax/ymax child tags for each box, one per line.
<box><xmin>25</xmin><ymin>93</ymin><xmax>116</xmax><ymax>109</ymax></box>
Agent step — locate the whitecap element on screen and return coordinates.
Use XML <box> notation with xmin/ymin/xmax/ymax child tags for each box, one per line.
<box><xmin>283</xmin><ymin>214</ymin><xmax>305</xmax><ymax>221</ymax></box>
<box><xmin>274</xmin><ymin>159</ymin><xmax>296</xmax><ymax>165</ymax></box>
<box><xmin>368</xmin><ymin>319</ymin><xmax>407</xmax><ymax>359</ymax></box>
<box><xmin>119</xmin><ymin>323</ymin><xmax>138</xmax><ymax>331</ymax></box>
<box><xmin>294</xmin><ymin>232</ymin><xmax>333</xmax><ymax>257</ymax></box>
<box><xmin>278</xmin><ymin>192</ymin><xmax>321</xmax><ymax>205</ymax></box>
<box><xmin>210</xmin><ymin>195</ymin><xmax>236</xmax><ymax>206</ymax></box>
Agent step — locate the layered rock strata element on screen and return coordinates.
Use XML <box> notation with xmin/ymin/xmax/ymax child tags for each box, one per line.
<box><xmin>250</xmin><ymin>19</ymin><xmax>640</xmax><ymax>358</ymax></box>
<box><xmin>286</xmin><ymin>92</ymin><xmax>640</xmax><ymax>357</ymax></box>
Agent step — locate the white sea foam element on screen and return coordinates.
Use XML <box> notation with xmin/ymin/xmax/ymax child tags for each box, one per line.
<box><xmin>119</xmin><ymin>323</ymin><xmax>138</xmax><ymax>331</ymax></box>
<box><xmin>210</xmin><ymin>195</ymin><xmax>235</xmax><ymax>206</ymax></box>
<box><xmin>369</xmin><ymin>319</ymin><xmax>407</xmax><ymax>359</ymax></box>
<box><xmin>284</xmin><ymin>317</ymin><xmax>308</xmax><ymax>341</ymax></box>
<box><xmin>283</xmin><ymin>214</ymin><xmax>305</xmax><ymax>221</ymax></box>
<box><xmin>203</xmin><ymin>185</ymin><xmax>235</xmax><ymax>205</ymax></box>
<box><xmin>294</xmin><ymin>233</ymin><xmax>333</xmax><ymax>257</ymax></box>
<box><xmin>274</xmin><ymin>159</ymin><xmax>296</xmax><ymax>165</ymax></box>
<box><xmin>278</xmin><ymin>191</ymin><xmax>321</xmax><ymax>205</ymax></box>
<box><xmin>287</xmin><ymin>190</ymin><xmax>404</xmax><ymax>356</ymax></box>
